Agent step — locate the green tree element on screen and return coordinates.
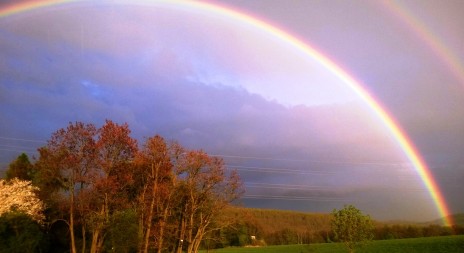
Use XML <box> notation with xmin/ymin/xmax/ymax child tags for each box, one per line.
<box><xmin>331</xmin><ymin>205</ymin><xmax>374</xmax><ymax>253</ymax></box>
<box><xmin>104</xmin><ymin>209</ymin><xmax>139</xmax><ymax>253</ymax></box>
<box><xmin>5</xmin><ymin>153</ymin><xmax>34</xmax><ymax>181</ymax></box>
<box><xmin>0</xmin><ymin>212</ymin><xmax>48</xmax><ymax>253</ymax></box>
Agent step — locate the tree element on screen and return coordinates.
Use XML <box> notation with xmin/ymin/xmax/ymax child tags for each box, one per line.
<box><xmin>173</xmin><ymin>150</ymin><xmax>242</xmax><ymax>253</ymax></box>
<box><xmin>35</xmin><ymin>120</ymin><xmax>139</xmax><ymax>253</ymax></box>
<box><xmin>0</xmin><ymin>212</ymin><xmax>48</xmax><ymax>253</ymax></box>
<box><xmin>0</xmin><ymin>178</ymin><xmax>45</xmax><ymax>223</ymax></box>
<box><xmin>104</xmin><ymin>209</ymin><xmax>139</xmax><ymax>253</ymax></box>
<box><xmin>35</xmin><ymin>121</ymin><xmax>99</xmax><ymax>253</ymax></box>
<box><xmin>30</xmin><ymin>120</ymin><xmax>243</xmax><ymax>252</ymax></box>
<box><xmin>331</xmin><ymin>205</ymin><xmax>374</xmax><ymax>253</ymax></box>
<box><xmin>5</xmin><ymin>153</ymin><xmax>34</xmax><ymax>181</ymax></box>
<box><xmin>89</xmin><ymin>120</ymin><xmax>138</xmax><ymax>253</ymax></box>
<box><xmin>135</xmin><ymin>135</ymin><xmax>174</xmax><ymax>253</ymax></box>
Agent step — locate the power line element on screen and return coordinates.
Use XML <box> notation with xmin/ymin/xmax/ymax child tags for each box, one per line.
<box><xmin>0</xmin><ymin>136</ymin><xmax>47</xmax><ymax>143</ymax></box>
<box><xmin>212</xmin><ymin>154</ymin><xmax>307</xmax><ymax>162</ymax></box>
<box><xmin>0</xmin><ymin>144</ymin><xmax>37</xmax><ymax>151</ymax></box>
<box><xmin>243</xmin><ymin>180</ymin><xmax>434</xmax><ymax>193</ymax></box>
<box><xmin>242</xmin><ymin>194</ymin><xmax>345</xmax><ymax>202</ymax></box>
<box><xmin>245</xmin><ymin>182</ymin><xmax>332</xmax><ymax>191</ymax></box>
<box><xmin>214</xmin><ymin>154</ymin><xmax>407</xmax><ymax>167</ymax></box>
<box><xmin>0</xmin><ymin>136</ymin><xmax>408</xmax><ymax>167</ymax></box>
<box><xmin>225</xmin><ymin>164</ymin><xmax>334</xmax><ymax>175</ymax></box>
<box><xmin>0</xmin><ymin>148</ymin><xmax>36</xmax><ymax>153</ymax></box>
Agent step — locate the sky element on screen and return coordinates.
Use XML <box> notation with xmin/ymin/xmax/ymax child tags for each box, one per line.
<box><xmin>0</xmin><ymin>0</ymin><xmax>463</xmax><ymax>222</ymax></box>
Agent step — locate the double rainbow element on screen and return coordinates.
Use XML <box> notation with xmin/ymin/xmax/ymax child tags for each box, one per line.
<box><xmin>0</xmin><ymin>0</ymin><xmax>453</xmax><ymax>226</ymax></box>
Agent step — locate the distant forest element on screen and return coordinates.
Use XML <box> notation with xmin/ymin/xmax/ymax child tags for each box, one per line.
<box><xmin>213</xmin><ymin>208</ymin><xmax>464</xmax><ymax>247</ymax></box>
<box><xmin>1</xmin><ymin>120</ymin><xmax>463</xmax><ymax>253</ymax></box>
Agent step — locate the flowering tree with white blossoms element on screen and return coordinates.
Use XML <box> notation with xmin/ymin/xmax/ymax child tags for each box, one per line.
<box><xmin>0</xmin><ymin>178</ymin><xmax>45</xmax><ymax>222</ymax></box>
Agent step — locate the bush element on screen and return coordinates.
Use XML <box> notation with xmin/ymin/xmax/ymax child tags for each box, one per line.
<box><xmin>0</xmin><ymin>212</ymin><xmax>48</xmax><ymax>253</ymax></box>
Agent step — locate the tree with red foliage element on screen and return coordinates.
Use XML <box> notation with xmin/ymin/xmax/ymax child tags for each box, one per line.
<box><xmin>35</xmin><ymin>122</ymin><xmax>98</xmax><ymax>253</ymax></box>
<box><xmin>34</xmin><ymin>120</ymin><xmax>242</xmax><ymax>253</ymax></box>
<box><xmin>90</xmin><ymin>120</ymin><xmax>138</xmax><ymax>253</ymax></box>
<box><xmin>135</xmin><ymin>135</ymin><xmax>174</xmax><ymax>253</ymax></box>
<box><xmin>35</xmin><ymin>120</ymin><xmax>138</xmax><ymax>253</ymax></box>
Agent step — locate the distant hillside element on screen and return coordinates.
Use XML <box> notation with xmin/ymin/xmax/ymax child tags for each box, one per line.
<box><xmin>428</xmin><ymin>213</ymin><xmax>464</xmax><ymax>226</ymax></box>
<box><xmin>214</xmin><ymin>207</ymin><xmax>463</xmax><ymax>247</ymax></box>
<box><xmin>222</xmin><ymin>207</ymin><xmax>333</xmax><ymax>245</ymax></box>
<box><xmin>228</xmin><ymin>207</ymin><xmax>332</xmax><ymax>233</ymax></box>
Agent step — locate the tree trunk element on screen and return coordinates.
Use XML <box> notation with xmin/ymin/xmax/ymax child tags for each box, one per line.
<box><xmin>81</xmin><ymin>224</ymin><xmax>86</xmax><ymax>253</ymax></box>
<box><xmin>175</xmin><ymin>212</ymin><xmax>186</xmax><ymax>253</ymax></box>
<box><xmin>186</xmin><ymin>210</ymin><xmax>195</xmax><ymax>253</ymax></box>
<box><xmin>70</xmin><ymin>187</ymin><xmax>77</xmax><ymax>253</ymax></box>
<box><xmin>90</xmin><ymin>206</ymin><xmax>106</xmax><ymax>253</ymax></box>
<box><xmin>192</xmin><ymin>226</ymin><xmax>206</xmax><ymax>253</ymax></box>
<box><xmin>156</xmin><ymin>207</ymin><xmax>169</xmax><ymax>253</ymax></box>
<box><xmin>191</xmin><ymin>213</ymin><xmax>211</xmax><ymax>253</ymax></box>
<box><xmin>96</xmin><ymin>234</ymin><xmax>105</xmax><ymax>253</ymax></box>
<box><xmin>90</xmin><ymin>227</ymin><xmax>101</xmax><ymax>253</ymax></box>
<box><xmin>142</xmin><ymin>189</ymin><xmax>155</xmax><ymax>253</ymax></box>
<box><xmin>138</xmin><ymin>184</ymin><xmax>148</xmax><ymax>253</ymax></box>
<box><xmin>143</xmin><ymin>163</ymin><xmax>159</xmax><ymax>253</ymax></box>
<box><xmin>90</xmin><ymin>225</ymin><xmax>105</xmax><ymax>253</ymax></box>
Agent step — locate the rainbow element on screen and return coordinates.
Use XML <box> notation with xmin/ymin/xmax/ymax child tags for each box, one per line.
<box><xmin>380</xmin><ymin>0</ymin><xmax>464</xmax><ymax>87</ymax></box>
<box><xmin>0</xmin><ymin>0</ymin><xmax>453</xmax><ymax>226</ymax></box>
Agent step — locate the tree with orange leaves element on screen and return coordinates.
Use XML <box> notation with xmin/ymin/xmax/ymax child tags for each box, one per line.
<box><xmin>35</xmin><ymin>121</ymin><xmax>98</xmax><ymax>253</ymax></box>
<box><xmin>135</xmin><ymin>135</ymin><xmax>174</xmax><ymax>253</ymax></box>
<box><xmin>89</xmin><ymin>120</ymin><xmax>138</xmax><ymax>253</ymax></box>
<box><xmin>173</xmin><ymin>149</ymin><xmax>243</xmax><ymax>253</ymax></box>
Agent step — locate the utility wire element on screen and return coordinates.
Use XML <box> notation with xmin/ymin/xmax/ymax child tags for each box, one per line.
<box><xmin>245</xmin><ymin>182</ymin><xmax>332</xmax><ymax>190</ymax></box>
<box><xmin>0</xmin><ymin>136</ymin><xmax>408</xmax><ymax>166</ymax></box>
<box><xmin>213</xmin><ymin>153</ymin><xmax>406</xmax><ymax>166</ymax></box>
<box><xmin>242</xmin><ymin>194</ymin><xmax>345</xmax><ymax>202</ymax></box>
<box><xmin>0</xmin><ymin>136</ymin><xmax>47</xmax><ymax>143</ymax></box>
<box><xmin>225</xmin><ymin>164</ymin><xmax>334</xmax><ymax>175</ymax></box>
<box><xmin>0</xmin><ymin>144</ymin><xmax>37</xmax><ymax>151</ymax></box>
<box><xmin>0</xmin><ymin>148</ymin><xmax>36</xmax><ymax>153</ymax></box>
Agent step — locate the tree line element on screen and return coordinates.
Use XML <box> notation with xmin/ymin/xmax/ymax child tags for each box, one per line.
<box><xmin>0</xmin><ymin>120</ymin><xmax>242</xmax><ymax>253</ymax></box>
<box><xmin>205</xmin><ymin>208</ymin><xmax>463</xmax><ymax>249</ymax></box>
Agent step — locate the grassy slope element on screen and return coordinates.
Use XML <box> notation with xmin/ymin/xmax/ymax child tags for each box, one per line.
<box><xmin>200</xmin><ymin>235</ymin><xmax>464</xmax><ymax>253</ymax></box>
<box><xmin>226</xmin><ymin>207</ymin><xmax>332</xmax><ymax>232</ymax></box>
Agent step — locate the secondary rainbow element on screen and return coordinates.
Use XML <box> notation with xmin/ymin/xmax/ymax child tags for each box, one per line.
<box><xmin>0</xmin><ymin>0</ymin><xmax>453</xmax><ymax>226</ymax></box>
<box><xmin>381</xmin><ymin>0</ymin><xmax>464</xmax><ymax>87</ymax></box>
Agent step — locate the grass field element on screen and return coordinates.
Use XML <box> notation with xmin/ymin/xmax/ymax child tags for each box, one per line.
<box><xmin>200</xmin><ymin>235</ymin><xmax>464</xmax><ymax>253</ymax></box>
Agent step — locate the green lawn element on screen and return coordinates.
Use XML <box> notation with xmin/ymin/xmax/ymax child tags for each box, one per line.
<box><xmin>200</xmin><ymin>235</ymin><xmax>464</xmax><ymax>253</ymax></box>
